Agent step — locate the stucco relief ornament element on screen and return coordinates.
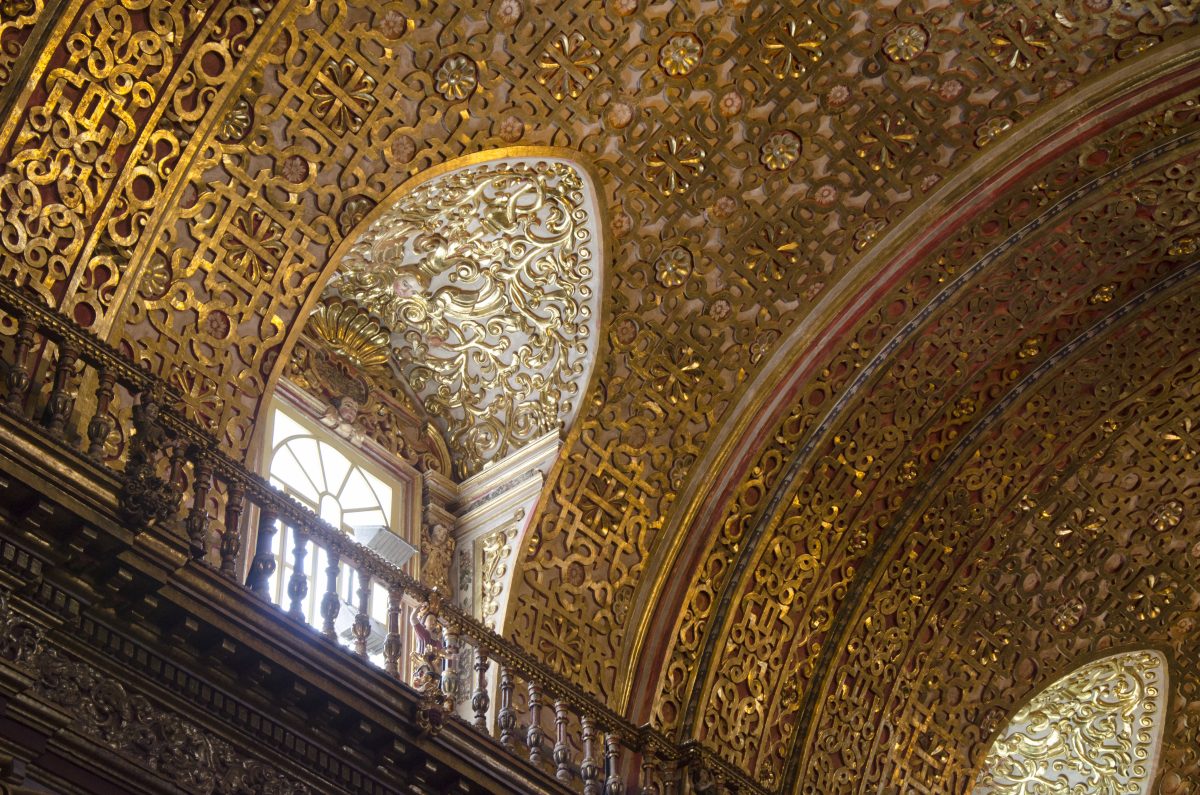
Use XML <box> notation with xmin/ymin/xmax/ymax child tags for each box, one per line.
<box><xmin>436</xmin><ymin>55</ymin><xmax>477</xmax><ymax>101</ymax></box>
<box><xmin>606</xmin><ymin>101</ymin><xmax>633</xmax><ymax>129</ymax></box>
<box><xmin>320</xmin><ymin>396</ymin><xmax>366</xmax><ymax>444</ymax></box>
<box><xmin>883</xmin><ymin>24</ymin><xmax>928</xmax><ymax>62</ymax></box>
<box><xmin>660</xmin><ymin>34</ymin><xmax>702</xmax><ymax>77</ymax></box>
<box><xmin>611</xmin><ymin>208</ymin><xmax>633</xmax><ymax>237</ymax></box>
<box><xmin>718</xmin><ymin>90</ymin><xmax>744</xmax><ymax>118</ymax></box>
<box><xmin>498</xmin><ymin>115</ymin><xmax>524</xmax><ymax>142</ymax></box>
<box><xmin>377</xmin><ymin>10</ymin><xmax>408</xmax><ymax>39</ymax></box>
<box><xmin>494</xmin><ymin>0</ymin><xmax>521</xmax><ymax>27</ymax></box>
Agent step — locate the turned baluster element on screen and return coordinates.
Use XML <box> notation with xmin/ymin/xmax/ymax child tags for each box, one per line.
<box><xmin>4</xmin><ymin>313</ymin><xmax>37</xmax><ymax>414</ymax></box>
<box><xmin>553</xmin><ymin>700</ymin><xmax>571</xmax><ymax>783</ymax></box>
<box><xmin>440</xmin><ymin>626</ymin><xmax>459</xmax><ymax>703</ymax></box>
<box><xmin>527</xmin><ymin>680</ymin><xmax>545</xmax><ymax>765</ymax></box>
<box><xmin>640</xmin><ymin>751</ymin><xmax>661</xmax><ymax>795</ymax></box>
<box><xmin>320</xmin><ymin>549</ymin><xmax>340</xmax><ymax>640</ymax></box>
<box><xmin>287</xmin><ymin>527</ymin><xmax>309</xmax><ymax>621</ymax></box>
<box><xmin>472</xmin><ymin>648</ymin><xmax>490</xmax><ymax>729</ymax></box>
<box><xmin>581</xmin><ymin>716</ymin><xmax>601</xmax><ymax>795</ymax></box>
<box><xmin>352</xmin><ymin>572</ymin><xmax>371</xmax><ymax>658</ymax></box>
<box><xmin>246</xmin><ymin>506</ymin><xmax>278</xmax><ymax>598</ymax></box>
<box><xmin>383</xmin><ymin>585</ymin><xmax>403</xmax><ymax>676</ymax></box>
<box><xmin>220</xmin><ymin>479</ymin><xmax>245</xmax><ymax>577</ymax></box>
<box><xmin>604</xmin><ymin>733</ymin><xmax>625</xmax><ymax>795</ymax></box>
<box><xmin>43</xmin><ymin>339</ymin><xmax>79</xmax><ymax>436</ymax></box>
<box><xmin>497</xmin><ymin>664</ymin><xmax>516</xmax><ymax>749</ymax></box>
<box><xmin>85</xmin><ymin>367</ymin><xmax>117</xmax><ymax>459</ymax></box>
<box><xmin>168</xmin><ymin>442</ymin><xmax>188</xmax><ymax>494</ymax></box>
<box><xmin>184</xmin><ymin>453</ymin><xmax>213</xmax><ymax>560</ymax></box>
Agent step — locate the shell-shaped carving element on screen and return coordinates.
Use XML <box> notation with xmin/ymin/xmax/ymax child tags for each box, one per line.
<box><xmin>307</xmin><ymin>298</ymin><xmax>392</xmax><ymax>371</ymax></box>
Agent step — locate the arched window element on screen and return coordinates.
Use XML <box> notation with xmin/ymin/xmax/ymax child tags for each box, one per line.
<box><xmin>262</xmin><ymin>398</ymin><xmax>418</xmax><ymax>667</ymax></box>
<box><xmin>973</xmin><ymin>649</ymin><xmax>1168</xmax><ymax>794</ymax></box>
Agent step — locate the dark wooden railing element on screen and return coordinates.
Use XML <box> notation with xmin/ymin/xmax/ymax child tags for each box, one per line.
<box><xmin>0</xmin><ymin>280</ymin><xmax>768</xmax><ymax>795</ymax></box>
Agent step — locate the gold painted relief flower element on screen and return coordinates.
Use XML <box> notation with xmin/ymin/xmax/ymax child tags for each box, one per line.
<box><xmin>311</xmin><ymin>56</ymin><xmax>378</xmax><ymax>135</ymax></box>
<box><xmin>1169</xmin><ymin>236</ymin><xmax>1198</xmax><ymax>256</ymax></box>
<box><xmin>655</xmin><ymin>246</ymin><xmax>693</xmax><ymax>288</ymax></box>
<box><xmin>976</xmin><ymin>116</ymin><xmax>1013</xmax><ymax>147</ymax></box>
<box><xmin>537</xmin><ymin>32</ymin><xmax>601</xmax><ymax>101</ymax></box>
<box><xmin>644</xmin><ymin>134</ymin><xmax>706</xmax><ymax>195</ymax></box>
<box><xmin>1018</xmin><ymin>336</ymin><xmax>1041</xmax><ymax>359</ymax></box>
<box><xmin>660</xmin><ymin>33</ymin><xmax>702</xmax><ymax>77</ymax></box>
<box><xmin>856</xmin><ymin>112</ymin><xmax>916</xmax><ymax>171</ymax></box>
<box><xmin>217</xmin><ymin>98</ymin><xmax>253</xmax><ymax>143</ymax></box>
<box><xmin>760</xmin><ymin>15</ymin><xmax>824</xmax><ymax>79</ymax></box>
<box><xmin>1088</xmin><ymin>283</ymin><xmax>1116</xmax><ymax>304</ymax></box>
<box><xmin>883</xmin><ymin>24</ymin><xmax>928</xmax><ymax>62</ymax></box>
<box><xmin>761</xmin><ymin>131</ymin><xmax>801</xmax><ymax>171</ymax></box>
<box><xmin>1152</xmin><ymin>500</ymin><xmax>1184</xmax><ymax>531</ymax></box>
<box><xmin>986</xmin><ymin>16</ymin><xmax>1052</xmax><ymax>71</ymax></box>
<box><xmin>436</xmin><ymin>55</ymin><xmax>477</xmax><ymax>101</ymax></box>
<box><xmin>223</xmin><ymin>207</ymin><xmax>285</xmax><ymax>284</ymax></box>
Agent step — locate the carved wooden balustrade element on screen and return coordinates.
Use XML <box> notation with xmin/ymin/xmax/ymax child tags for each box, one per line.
<box><xmin>0</xmin><ymin>279</ymin><xmax>768</xmax><ymax>795</ymax></box>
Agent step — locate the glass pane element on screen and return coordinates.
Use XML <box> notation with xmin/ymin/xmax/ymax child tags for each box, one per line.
<box><xmin>370</xmin><ymin>581</ymin><xmax>389</xmax><ymax>624</ymax></box>
<box><xmin>271</xmin><ymin>409</ymin><xmax>307</xmax><ymax>448</ymax></box>
<box><xmin>339</xmin><ymin>468</ymin><xmax>379</xmax><ymax>512</ymax></box>
<box><xmin>318</xmin><ymin>441</ymin><xmax>352</xmax><ymax>497</ymax></box>
<box><xmin>271</xmin><ymin>445</ymin><xmax>321</xmax><ymax>503</ymax></box>
<box><xmin>319</xmin><ymin>494</ymin><xmax>343</xmax><ymax>528</ymax></box>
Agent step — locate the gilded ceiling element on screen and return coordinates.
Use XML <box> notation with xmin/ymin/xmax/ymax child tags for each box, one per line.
<box><xmin>1</xmin><ymin>1</ymin><xmax>1199</xmax><ymax>792</ymax></box>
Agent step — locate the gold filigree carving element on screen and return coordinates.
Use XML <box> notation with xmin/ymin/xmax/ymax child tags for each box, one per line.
<box><xmin>974</xmin><ymin>650</ymin><xmax>1165</xmax><ymax>794</ymax></box>
<box><xmin>330</xmin><ymin>159</ymin><xmax>599</xmax><ymax>477</ymax></box>
<box><xmin>479</xmin><ymin>512</ymin><xmax>522</xmax><ymax>630</ymax></box>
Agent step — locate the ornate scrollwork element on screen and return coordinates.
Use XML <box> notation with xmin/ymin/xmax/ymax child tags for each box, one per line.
<box><xmin>974</xmin><ymin>650</ymin><xmax>1166</xmax><ymax>794</ymax></box>
<box><xmin>330</xmin><ymin>159</ymin><xmax>599</xmax><ymax>477</ymax></box>
<box><xmin>0</xmin><ymin>592</ymin><xmax>312</xmax><ymax>793</ymax></box>
<box><xmin>118</xmin><ymin>394</ymin><xmax>180</xmax><ymax>528</ymax></box>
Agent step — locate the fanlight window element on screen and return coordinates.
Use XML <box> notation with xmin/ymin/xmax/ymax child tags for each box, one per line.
<box><xmin>973</xmin><ymin>649</ymin><xmax>1167</xmax><ymax>795</ymax></box>
<box><xmin>264</xmin><ymin>401</ymin><xmax>417</xmax><ymax>666</ymax></box>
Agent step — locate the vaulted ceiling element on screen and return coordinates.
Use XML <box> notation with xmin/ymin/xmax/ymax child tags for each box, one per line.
<box><xmin>1</xmin><ymin>1</ymin><xmax>1199</xmax><ymax>792</ymax></box>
